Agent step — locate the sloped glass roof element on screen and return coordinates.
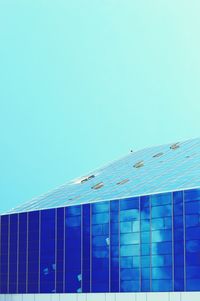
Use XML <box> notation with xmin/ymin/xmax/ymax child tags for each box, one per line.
<box><xmin>3</xmin><ymin>137</ymin><xmax>200</xmax><ymax>215</ymax></box>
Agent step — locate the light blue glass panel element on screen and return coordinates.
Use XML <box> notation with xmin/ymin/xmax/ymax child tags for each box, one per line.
<box><xmin>152</xmin><ymin>267</ymin><xmax>172</xmax><ymax>279</ymax></box>
<box><xmin>65</xmin><ymin>205</ymin><xmax>81</xmax><ymax>293</ymax></box>
<box><xmin>151</xmin><ymin>193</ymin><xmax>172</xmax><ymax>292</ymax></box>
<box><xmin>152</xmin><ymin>280</ymin><xmax>172</xmax><ymax>292</ymax></box>
<box><xmin>173</xmin><ymin>191</ymin><xmax>184</xmax><ymax>291</ymax></box>
<box><xmin>120</xmin><ymin>233</ymin><xmax>140</xmax><ymax>245</ymax></box>
<box><xmin>92</xmin><ymin>202</ymin><xmax>109</xmax><ymax>292</ymax></box>
<box><xmin>110</xmin><ymin>200</ymin><xmax>119</xmax><ymax>292</ymax></box>
<box><xmin>40</xmin><ymin>209</ymin><xmax>56</xmax><ymax>293</ymax></box>
<box><xmin>120</xmin><ymin>197</ymin><xmax>140</xmax><ymax>292</ymax></box>
<box><xmin>185</xmin><ymin>188</ymin><xmax>200</xmax><ymax>291</ymax></box>
<box><xmin>140</xmin><ymin>195</ymin><xmax>150</xmax><ymax>292</ymax></box>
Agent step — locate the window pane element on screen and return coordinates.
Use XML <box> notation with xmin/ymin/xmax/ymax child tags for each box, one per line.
<box><xmin>40</xmin><ymin>209</ymin><xmax>55</xmax><ymax>293</ymax></box>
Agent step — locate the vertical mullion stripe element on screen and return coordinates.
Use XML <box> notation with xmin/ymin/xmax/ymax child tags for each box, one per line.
<box><xmin>90</xmin><ymin>204</ymin><xmax>92</xmax><ymax>292</ymax></box>
<box><xmin>139</xmin><ymin>197</ymin><xmax>141</xmax><ymax>292</ymax></box>
<box><xmin>150</xmin><ymin>195</ymin><xmax>152</xmax><ymax>292</ymax></box>
<box><xmin>38</xmin><ymin>211</ymin><xmax>41</xmax><ymax>293</ymax></box>
<box><xmin>63</xmin><ymin>207</ymin><xmax>66</xmax><ymax>293</ymax></box>
<box><xmin>0</xmin><ymin>215</ymin><xmax>1</xmax><ymax>294</ymax></box>
<box><xmin>81</xmin><ymin>205</ymin><xmax>83</xmax><ymax>293</ymax></box>
<box><xmin>119</xmin><ymin>200</ymin><xmax>121</xmax><ymax>292</ymax></box>
<box><xmin>26</xmin><ymin>213</ymin><xmax>29</xmax><ymax>293</ymax></box>
<box><xmin>109</xmin><ymin>201</ymin><xmax>111</xmax><ymax>292</ymax></box>
<box><xmin>55</xmin><ymin>209</ymin><xmax>57</xmax><ymax>293</ymax></box>
<box><xmin>172</xmin><ymin>192</ymin><xmax>174</xmax><ymax>291</ymax></box>
<box><xmin>183</xmin><ymin>190</ymin><xmax>186</xmax><ymax>291</ymax></box>
<box><xmin>16</xmin><ymin>214</ymin><xmax>19</xmax><ymax>293</ymax></box>
<box><xmin>7</xmin><ymin>215</ymin><xmax>10</xmax><ymax>293</ymax></box>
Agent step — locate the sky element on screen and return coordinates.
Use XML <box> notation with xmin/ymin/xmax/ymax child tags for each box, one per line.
<box><xmin>0</xmin><ymin>0</ymin><xmax>200</xmax><ymax>213</ymax></box>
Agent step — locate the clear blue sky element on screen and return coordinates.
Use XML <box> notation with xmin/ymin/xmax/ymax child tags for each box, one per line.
<box><xmin>0</xmin><ymin>1</ymin><xmax>200</xmax><ymax>213</ymax></box>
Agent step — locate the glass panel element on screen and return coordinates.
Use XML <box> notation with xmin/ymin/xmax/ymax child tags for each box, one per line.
<box><xmin>40</xmin><ymin>209</ymin><xmax>56</xmax><ymax>293</ymax></box>
<box><xmin>92</xmin><ymin>201</ymin><xmax>109</xmax><ymax>292</ymax></box>
<box><xmin>173</xmin><ymin>191</ymin><xmax>184</xmax><ymax>291</ymax></box>
<box><xmin>65</xmin><ymin>205</ymin><xmax>81</xmax><ymax>293</ymax></box>
<box><xmin>120</xmin><ymin>197</ymin><xmax>140</xmax><ymax>292</ymax></box>
<box><xmin>140</xmin><ymin>195</ymin><xmax>150</xmax><ymax>292</ymax></box>
<box><xmin>9</xmin><ymin>214</ymin><xmax>18</xmax><ymax>293</ymax></box>
<box><xmin>185</xmin><ymin>188</ymin><xmax>200</xmax><ymax>291</ymax></box>
<box><xmin>28</xmin><ymin>211</ymin><xmax>39</xmax><ymax>293</ymax></box>
<box><xmin>56</xmin><ymin>207</ymin><xmax>64</xmax><ymax>293</ymax></box>
<box><xmin>110</xmin><ymin>200</ymin><xmax>119</xmax><ymax>292</ymax></box>
<box><xmin>0</xmin><ymin>215</ymin><xmax>9</xmax><ymax>293</ymax></box>
<box><xmin>82</xmin><ymin>204</ymin><xmax>91</xmax><ymax>293</ymax></box>
<box><xmin>151</xmin><ymin>193</ymin><xmax>173</xmax><ymax>292</ymax></box>
<box><xmin>18</xmin><ymin>213</ymin><xmax>27</xmax><ymax>293</ymax></box>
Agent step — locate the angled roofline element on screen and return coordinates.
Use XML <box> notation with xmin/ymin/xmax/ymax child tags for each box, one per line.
<box><xmin>1</xmin><ymin>185</ymin><xmax>200</xmax><ymax>216</ymax></box>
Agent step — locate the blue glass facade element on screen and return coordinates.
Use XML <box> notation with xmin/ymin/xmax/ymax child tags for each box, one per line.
<box><xmin>1</xmin><ymin>188</ymin><xmax>200</xmax><ymax>293</ymax></box>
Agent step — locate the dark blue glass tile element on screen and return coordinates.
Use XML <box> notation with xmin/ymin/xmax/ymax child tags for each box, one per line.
<box><xmin>186</xmin><ymin>279</ymin><xmax>200</xmax><ymax>291</ymax></box>
<box><xmin>120</xmin><ymin>280</ymin><xmax>140</xmax><ymax>292</ymax></box>
<box><xmin>121</xmin><ymin>268</ymin><xmax>139</xmax><ymax>280</ymax></box>
<box><xmin>151</xmin><ymin>193</ymin><xmax>172</xmax><ymax>207</ymax></box>
<box><xmin>185</xmin><ymin>201</ymin><xmax>200</xmax><ymax>214</ymax></box>
<box><xmin>141</xmin><ymin>267</ymin><xmax>150</xmax><ymax>280</ymax></box>
<box><xmin>173</xmin><ymin>191</ymin><xmax>183</xmax><ymax>204</ymax></box>
<box><xmin>28</xmin><ymin>211</ymin><xmax>39</xmax><ymax>293</ymax></box>
<box><xmin>184</xmin><ymin>189</ymin><xmax>200</xmax><ymax>202</ymax></box>
<box><xmin>141</xmin><ymin>279</ymin><xmax>150</xmax><ymax>292</ymax></box>
<box><xmin>9</xmin><ymin>214</ymin><xmax>18</xmax><ymax>293</ymax></box>
<box><xmin>120</xmin><ymin>197</ymin><xmax>139</xmax><ymax>210</ymax></box>
<box><xmin>186</xmin><ymin>240</ymin><xmax>200</xmax><ymax>253</ymax></box>
<box><xmin>152</xmin><ymin>242</ymin><xmax>172</xmax><ymax>255</ymax></box>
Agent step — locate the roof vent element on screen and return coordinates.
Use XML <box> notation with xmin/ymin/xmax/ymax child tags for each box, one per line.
<box><xmin>170</xmin><ymin>143</ymin><xmax>180</xmax><ymax>150</ymax></box>
<box><xmin>81</xmin><ymin>175</ymin><xmax>95</xmax><ymax>184</ymax></box>
<box><xmin>91</xmin><ymin>182</ymin><xmax>104</xmax><ymax>190</ymax></box>
<box><xmin>153</xmin><ymin>152</ymin><xmax>164</xmax><ymax>158</ymax></box>
<box><xmin>117</xmin><ymin>179</ymin><xmax>129</xmax><ymax>185</ymax></box>
<box><xmin>133</xmin><ymin>161</ymin><xmax>144</xmax><ymax>168</ymax></box>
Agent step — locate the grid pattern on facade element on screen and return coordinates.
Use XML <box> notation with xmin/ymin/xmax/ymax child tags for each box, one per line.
<box><xmin>3</xmin><ymin>138</ymin><xmax>200</xmax><ymax>215</ymax></box>
<box><xmin>1</xmin><ymin>188</ymin><xmax>200</xmax><ymax>294</ymax></box>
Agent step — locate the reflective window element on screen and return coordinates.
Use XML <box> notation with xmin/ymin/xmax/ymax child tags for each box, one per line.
<box><xmin>151</xmin><ymin>193</ymin><xmax>173</xmax><ymax>292</ymax></box>
<box><xmin>65</xmin><ymin>205</ymin><xmax>81</xmax><ymax>293</ymax></box>
<box><xmin>40</xmin><ymin>209</ymin><xmax>56</xmax><ymax>293</ymax></box>
<box><xmin>110</xmin><ymin>200</ymin><xmax>119</xmax><ymax>292</ymax></box>
<box><xmin>56</xmin><ymin>207</ymin><xmax>64</xmax><ymax>293</ymax></box>
<box><xmin>140</xmin><ymin>195</ymin><xmax>150</xmax><ymax>292</ymax></box>
<box><xmin>92</xmin><ymin>202</ymin><xmax>109</xmax><ymax>292</ymax></box>
<box><xmin>185</xmin><ymin>188</ymin><xmax>200</xmax><ymax>291</ymax></box>
<box><xmin>0</xmin><ymin>215</ymin><xmax>9</xmax><ymax>293</ymax></box>
<box><xmin>9</xmin><ymin>214</ymin><xmax>18</xmax><ymax>293</ymax></box>
<box><xmin>82</xmin><ymin>204</ymin><xmax>91</xmax><ymax>293</ymax></box>
<box><xmin>2</xmin><ymin>188</ymin><xmax>200</xmax><ymax>293</ymax></box>
<box><xmin>28</xmin><ymin>211</ymin><xmax>39</xmax><ymax>293</ymax></box>
<box><xmin>120</xmin><ymin>197</ymin><xmax>140</xmax><ymax>292</ymax></box>
<box><xmin>18</xmin><ymin>213</ymin><xmax>27</xmax><ymax>293</ymax></box>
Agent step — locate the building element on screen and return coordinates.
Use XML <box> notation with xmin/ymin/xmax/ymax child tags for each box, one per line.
<box><xmin>1</xmin><ymin>138</ymin><xmax>200</xmax><ymax>301</ymax></box>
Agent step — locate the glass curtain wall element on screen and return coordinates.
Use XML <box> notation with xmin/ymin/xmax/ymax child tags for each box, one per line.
<box><xmin>1</xmin><ymin>188</ymin><xmax>200</xmax><ymax>293</ymax></box>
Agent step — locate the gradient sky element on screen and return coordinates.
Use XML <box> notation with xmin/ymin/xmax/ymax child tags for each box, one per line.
<box><xmin>0</xmin><ymin>1</ymin><xmax>200</xmax><ymax>213</ymax></box>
